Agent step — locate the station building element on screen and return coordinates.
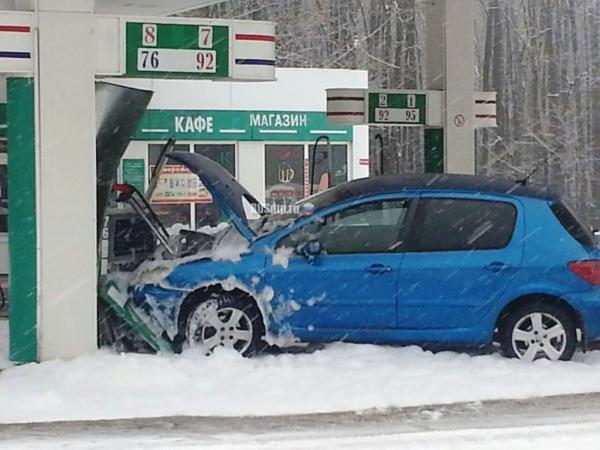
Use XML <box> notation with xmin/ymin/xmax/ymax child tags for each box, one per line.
<box><xmin>111</xmin><ymin>67</ymin><xmax>369</xmax><ymax>230</ymax></box>
<box><xmin>0</xmin><ymin>67</ymin><xmax>368</xmax><ymax>279</ymax></box>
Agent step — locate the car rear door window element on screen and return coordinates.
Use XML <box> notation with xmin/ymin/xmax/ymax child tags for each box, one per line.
<box><xmin>279</xmin><ymin>200</ymin><xmax>411</xmax><ymax>254</ymax></box>
<box><xmin>413</xmin><ymin>198</ymin><xmax>516</xmax><ymax>252</ymax></box>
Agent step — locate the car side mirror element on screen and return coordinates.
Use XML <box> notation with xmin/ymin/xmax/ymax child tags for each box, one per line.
<box><xmin>300</xmin><ymin>239</ymin><xmax>322</xmax><ymax>262</ymax></box>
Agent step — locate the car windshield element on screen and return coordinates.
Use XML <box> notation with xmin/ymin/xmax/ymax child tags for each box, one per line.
<box><xmin>248</xmin><ymin>212</ymin><xmax>298</xmax><ymax>237</ymax></box>
<box><xmin>249</xmin><ymin>186</ymin><xmax>344</xmax><ymax>237</ymax></box>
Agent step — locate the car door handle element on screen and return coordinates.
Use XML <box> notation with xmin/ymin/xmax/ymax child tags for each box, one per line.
<box><xmin>365</xmin><ymin>263</ymin><xmax>392</xmax><ymax>274</ymax></box>
<box><xmin>485</xmin><ymin>262</ymin><xmax>511</xmax><ymax>273</ymax></box>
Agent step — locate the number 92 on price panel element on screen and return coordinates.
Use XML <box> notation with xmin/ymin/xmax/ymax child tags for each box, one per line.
<box><xmin>137</xmin><ymin>48</ymin><xmax>217</xmax><ymax>74</ymax></box>
<box><xmin>375</xmin><ymin>108</ymin><xmax>420</xmax><ymax>124</ymax></box>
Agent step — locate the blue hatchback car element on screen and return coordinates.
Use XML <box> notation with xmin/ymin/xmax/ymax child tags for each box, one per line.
<box><xmin>109</xmin><ymin>151</ymin><xmax>600</xmax><ymax>362</ymax></box>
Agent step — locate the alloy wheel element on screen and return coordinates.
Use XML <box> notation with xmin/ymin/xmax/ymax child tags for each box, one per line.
<box><xmin>187</xmin><ymin>305</ymin><xmax>254</xmax><ymax>354</ymax></box>
<box><xmin>511</xmin><ymin>312</ymin><xmax>567</xmax><ymax>361</ymax></box>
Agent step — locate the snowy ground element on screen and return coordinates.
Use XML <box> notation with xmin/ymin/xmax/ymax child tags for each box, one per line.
<box><xmin>2</xmin><ymin>422</ymin><xmax>600</xmax><ymax>450</ymax></box>
<box><xmin>3</xmin><ymin>317</ymin><xmax>600</xmax><ymax>424</ymax></box>
<box><xmin>2</xmin><ymin>392</ymin><xmax>600</xmax><ymax>449</ymax></box>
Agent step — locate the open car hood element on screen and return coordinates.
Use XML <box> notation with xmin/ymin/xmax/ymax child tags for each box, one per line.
<box><xmin>167</xmin><ymin>151</ymin><xmax>261</xmax><ymax>240</ymax></box>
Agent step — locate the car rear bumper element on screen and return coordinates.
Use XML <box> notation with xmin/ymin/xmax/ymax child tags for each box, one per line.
<box><xmin>568</xmin><ymin>289</ymin><xmax>600</xmax><ymax>340</ymax></box>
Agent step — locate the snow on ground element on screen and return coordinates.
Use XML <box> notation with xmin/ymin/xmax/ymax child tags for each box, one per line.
<box><xmin>2</xmin><ymin>315</ymin><xmax>600</xmax><ymax>424</ymax></box>
<box><xmin>2</xmin><ymin>421</ymin><xmax>600</xmax><ymax>450</ymax></box>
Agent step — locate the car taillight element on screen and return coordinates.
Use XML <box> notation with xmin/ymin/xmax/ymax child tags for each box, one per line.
<box><xmin>568</xmin><ymin>260</ymin><xmax>600</xmax><ymax>286</ymax></box>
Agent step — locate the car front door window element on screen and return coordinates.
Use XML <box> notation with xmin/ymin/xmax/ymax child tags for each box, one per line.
<box><xmin>279</xmin><ymin>200</ymin><xmax>410</xmax><ymax>255</ymax></box>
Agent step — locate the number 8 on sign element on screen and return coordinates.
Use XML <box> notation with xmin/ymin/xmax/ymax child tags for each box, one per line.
<box><xmin>143</xmin><ymin>24</ymin><xmax>157</xmax><ymax>47</ymax></box>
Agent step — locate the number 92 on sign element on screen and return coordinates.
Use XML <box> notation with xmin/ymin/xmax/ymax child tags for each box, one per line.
<box><xmin>137</xmin><ymin>48</ymin><xmax>217</xmax><ymax>74</ymax></box>
<box><xmin>375</xmin><ymin>108</ymin><xmax>420</xmax><ymax>124</ymax></box>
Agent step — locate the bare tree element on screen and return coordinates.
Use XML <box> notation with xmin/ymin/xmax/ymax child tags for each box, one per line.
<box><xmin>186</xmin><ymin>0</ymin><xmax>600</xmax><ymax>224</ymax></box>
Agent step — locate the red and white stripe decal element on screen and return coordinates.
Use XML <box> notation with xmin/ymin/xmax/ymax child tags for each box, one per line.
<box><xmin>359</xmin><ymin>158</ymin><xmax>370</xmax><ymax>166</ymax></box>
<box><xmin>474</xmin><ymin>92</ymin><xmax>497</xmax><ymax>127</ymax></box>
<box><xmin>0</xmin><ymin>24</ymin><xmax>32</xmax><ymax>59</ymax></box>
<box><xmin>0</xmin><ymin>25</ymin><xmax>30</xmax><ymax>33</ymax></box>
<box><xmin>327</xmin><ymin>111</ymin><xmax>364</xmax><ymax>116</ymax></box>
<box><xmin>327</xmin><ymin>96</ymin><xmax>364</xmax><ymax>102</ymax></box>
<box><xmin>235</xmin><ymin>33</ymin><xmax>275</xmax><ymax>43</ymax></box>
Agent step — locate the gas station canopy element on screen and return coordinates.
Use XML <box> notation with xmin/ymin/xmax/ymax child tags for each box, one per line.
<box><xmin>0</xmin><ymin>0</ymin><xmax>225</xmax><ymax>15</ymax></box>
<box><xmin>94</xmin><ymin>0</ymin><xmax>226</xmax><ymax>16</ymax></box>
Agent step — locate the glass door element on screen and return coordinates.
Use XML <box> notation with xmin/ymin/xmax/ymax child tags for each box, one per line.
<box><xmin>264</xmin><ymin>144</ymin><xmax>305</xmax><ymax>207</ymax></box>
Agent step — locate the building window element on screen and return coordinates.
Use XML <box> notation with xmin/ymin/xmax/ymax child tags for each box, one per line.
<box><xmin>193</xmin><ymin>144</ymin><xmax>236</xmax><ymax>229</ymax></box>
<box><xmin>308</xmin><ymin>144</ymin><xmax>347</xmax><ymax>195</ymax></box>
<box><xmin>194</xmin><ymin>144</ymin><xmax>235</xmax><ymax>175</ymax></box>
<box><xmin>146</xmin><ymin>143</ymin><xmax>237</xmax><ymax>231</ymax></box>
<box><xmin>265</xmin><ymin>144</ymin><xmax>305</xmax><ymax>207</ymax></box>
<box><xmin>148</xmin><ymin>143</ymin><xmax>193</xmax><ymax>230</ymax></box>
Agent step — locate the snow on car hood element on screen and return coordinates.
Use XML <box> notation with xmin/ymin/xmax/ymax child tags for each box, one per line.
<box><xmin>167</xmin><ymin>151</ymin><xmax>262</xmax><ymax>240</ymax></box>
<box><xmin>129</xmin><ymin>225</ymin><xmax>250</xmax><ymax>286</ymax></box>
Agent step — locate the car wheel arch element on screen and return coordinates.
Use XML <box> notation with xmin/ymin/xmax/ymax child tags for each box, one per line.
<box><xmin>495</xmin><ymin>293</ymin><xmax>586</xmax><ymax>348</ymax></box>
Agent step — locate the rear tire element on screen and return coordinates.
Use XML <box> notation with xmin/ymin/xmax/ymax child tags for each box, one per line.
<box><xmin>185</xmin><ymin>291</ymin><xmax>266</xmax><ymax>357</ymax></box>
<box><xmin>499</xmin><ymin>302</ymin><xmax>577</xmax><ymax>361</ymax></box>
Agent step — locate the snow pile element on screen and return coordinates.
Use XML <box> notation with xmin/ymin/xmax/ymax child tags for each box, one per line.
<box><xmin>271</xmin><ymin>246</ymin><xmax>295</xmax><ymax>268</ymax></box>
<box><xmin>197</xmin><ymin>222</ymin><xmax>231</xmax><ymax>236</ymax></box>
<box><xmin>210</xmin><ymin>227</ymin><xmax>249</xmax><ymax>262</ymax></box>
<box><xmin>128</xmin><ymin>226</ymin><xmax>248</xmax><ymax>285</ymax></box>
<box><xmin>2</xmin><ymin>343</ymin><xmax>600</xmax><ymax>423</ymax></box>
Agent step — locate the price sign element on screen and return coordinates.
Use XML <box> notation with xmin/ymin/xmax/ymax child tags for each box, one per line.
<box><xmin>368</xmin><ymin>92</ymin><xmax>427</xmax><ymax>126</ymax></box>
<box><xmin>375</xmin><ymin>108</ymin><xmax>420</xmax><ymax>123</ymax></box>
<box><xmin>125</xmin><ymin>21</ymin><xmax>229</xmax><ymax>79</ymax></box>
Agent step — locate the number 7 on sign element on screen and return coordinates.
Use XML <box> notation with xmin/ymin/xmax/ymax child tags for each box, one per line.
<box><xmin>198</xmin><ymin>26</ymin><xmax>213</xmax><ymax>48</ymax></box>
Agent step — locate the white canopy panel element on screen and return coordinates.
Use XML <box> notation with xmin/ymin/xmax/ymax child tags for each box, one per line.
<box><xmin>94</xmin><ymin>0</ymin><xmax>226</xmax><ymax>16</ymax></box>
<box><xmin>0</xmin><ymin>0</ymin><xmax>226</xmax><ymax>15</ymax></box>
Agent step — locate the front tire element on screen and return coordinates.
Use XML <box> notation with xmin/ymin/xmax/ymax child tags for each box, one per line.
<box><xmin>499</xmin><ymin>302</ymin><xmax>577</xmax><ymax>361</ymax></box>
<box><xmin>185</xmin><ymin>292</ymin><xmax>266</xmax><ymax>357</ymax></box>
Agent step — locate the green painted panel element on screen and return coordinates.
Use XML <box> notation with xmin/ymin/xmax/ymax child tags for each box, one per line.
<box><xmin>122</xmin><ymin>159</ymin><xmax>146</xmax><ymax>192</ymax></box>
<box><xmin>134</xmin><ymin>110</ymin><xmax>353</xmax><ymax>142</ymax></box>
<box><xmin>367</xmin><ymin>92</ymin><xmax>426</xmax><ymax>125</ymax></box>
<box><xmin>100</xmin><ymin>280</ymin><xmax>174</xmax><ymax>353</ymax></box>
<box><xmin>7</xmin><ymin>77</ymin><xmax>37</xmax><ymax>363</ymax></box>
<box><xmin>424</xmin><ymin>127</ymin><xmax>444</xmax><ymax>174</ymax></box>
<box><xmin>125</xmin><ymin>22</ymin><xmax>229</xmax><ymax>79</ymax></box>
<box><xmin>0</xmin><ymin>103</ymin><xmax>6</xmax><ymax>139</ymax></box>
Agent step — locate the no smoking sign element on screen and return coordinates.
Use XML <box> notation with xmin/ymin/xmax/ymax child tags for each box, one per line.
<box><xmin>453</xmin><ymin>114</ymin><xmax>466</xmax><ymax>127</ymax></box>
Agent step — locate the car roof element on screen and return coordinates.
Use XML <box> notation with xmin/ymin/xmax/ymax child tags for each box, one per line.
<box><xmin>309</xmin><ymin>173</ymin><xmax>559</xmax><ymax>206</ymax></box>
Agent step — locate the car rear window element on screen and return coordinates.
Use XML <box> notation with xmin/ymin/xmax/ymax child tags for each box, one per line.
<box><xmin>550</xmin><ymin>201</ymin><xmax>595</xmax><ymax>246</ymax></box>
<box><xmin>413</xmin><ymin>198</ymin><xmax>517</xmax><ymax>252</ymax></box>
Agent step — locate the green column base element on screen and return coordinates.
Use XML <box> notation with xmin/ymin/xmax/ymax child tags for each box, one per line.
<box><xmin>8</xmin><ymin>77</ymin><xmax>37</xmax><ymax>363</ymax></box>
<box><xmin>424</xmin><ymin>128</ymin><xmax>444</xmax><ymax>174</ymax></box>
